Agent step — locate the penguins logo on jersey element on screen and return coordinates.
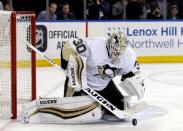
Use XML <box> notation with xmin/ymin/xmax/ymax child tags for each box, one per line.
<box><xmin>94</xmin><ymin>64</ymin><xmax>120</xmax><ymax>79</ymax></box>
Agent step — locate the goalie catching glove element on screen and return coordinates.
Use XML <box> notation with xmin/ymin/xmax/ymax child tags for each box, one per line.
<box><xmin>120</xmin><ymin>74</ymin><xmax>145</xmax><ymax>100</ymax></box>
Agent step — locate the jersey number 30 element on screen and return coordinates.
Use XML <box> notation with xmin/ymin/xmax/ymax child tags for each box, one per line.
<box><xmin>73</xmin><ymin>39</ymin><xmax>86</xmax><ymax>54</ymax></box>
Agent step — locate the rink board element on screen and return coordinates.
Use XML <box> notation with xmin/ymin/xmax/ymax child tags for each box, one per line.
<box><xmin>32</xmin><ymin>21</ymin><xmax>183</xmax><ymax>66</ymax></box>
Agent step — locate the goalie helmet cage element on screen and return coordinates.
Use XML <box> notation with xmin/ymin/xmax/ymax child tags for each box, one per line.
<box><xmin>0</xmin><ymin>11</ymin><xmax>36</xmax><ymax>119</ymax></box>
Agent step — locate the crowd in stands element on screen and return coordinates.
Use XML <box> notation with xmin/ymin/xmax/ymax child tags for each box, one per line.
<box><xmin>87</xmin><ymin>0</ymin><xmax>181</xmax><ymax>20</ymax></box>
<box><xmin>0</xmin><ymin>0</ymin><xmax>182</xmax><ymax>20</ymax></box>
<box><xmin>36</xmin><ymin>2</ymin><xmax>75</xmax><ymax>21</ymax></box>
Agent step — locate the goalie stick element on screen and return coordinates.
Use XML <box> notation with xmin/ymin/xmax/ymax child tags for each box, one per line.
<box><xmin>24</xmin><ymin>40</ymin><xmax>146</xmax><ymax>123</ymax></box>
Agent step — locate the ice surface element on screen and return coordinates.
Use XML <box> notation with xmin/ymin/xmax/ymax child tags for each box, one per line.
<box><xmin>1</xmin><ymin>64</ymin><xmax>183</xmax><ymax>131</ymax></box>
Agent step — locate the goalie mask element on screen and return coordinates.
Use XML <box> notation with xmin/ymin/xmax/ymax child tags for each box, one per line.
<box><xmin>107</xmin><ymin>32</ymin><xmax>127</xmax><ymax>63</ymax></box>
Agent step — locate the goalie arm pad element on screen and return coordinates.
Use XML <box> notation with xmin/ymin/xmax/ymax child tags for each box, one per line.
<box><xmin>67</xmin><ymin>55</ymin><xmax>87</xmax><ymax>92</ymax></box>
<box><xmin>60</xmin><ymin>42</ymin><xmax>87</xmax><ymax>94</ymax></box>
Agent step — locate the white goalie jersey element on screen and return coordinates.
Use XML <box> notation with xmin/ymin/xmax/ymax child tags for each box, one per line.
<box><xmin>64</xmin><ymin>37</ymin><xmax>137</xmax><ymax>91</ymax></box>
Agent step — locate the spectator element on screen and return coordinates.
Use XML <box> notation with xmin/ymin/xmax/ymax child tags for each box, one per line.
<box><xmin>147</xmin><ymin>7</ymin><xmax>163</xmax><ymax>19</ymax></box>
<box><xmin>149</xmin><ymin>0</ymin><xmax>169</xmax><ymax>18</ymax></box>
<box><xmin>100</xmin><ymin>0</ymin><xmax>111</xmax><ymax>19</ymax></box>
<box><xmin>139</xmin><ymin>0</ymin><xmax>151</xmax><ymax>19</ymax></box>
<box><xmin>168</xmin><ymin>0</ymin><xmax>183</xmax><ymax>19</ymax></box>
<box><xmin>112</xmin><ymin>0</ymin><xmax>124</xmax><ymax>19</ymax></box>
<box><xmin>88</xmin><ymin>0</ymin><xmax>100</xmax><ymax>19</ymax></box>
<box><xmin>37</xmin><ymin>2</ymin><xmax>57</xmax><ymax>21</ymax></box>
<box><xmin>4</xmin><ymin>3</ymin><xmax>13</xmax><ymax>11</ymax></box>
<box><xmin>0</xmin><ymin>1</ymin><xmax>3</xmax><ymax>10</ymax></box>
<box><xmin>168</xmin><ymin>5</ymin><xmax>179</xmax><ymax>20</ymax></box>
<box><xmin>57</xmin><ymin>2</ymin><xmax>75</xmax><ymax>20</ymax></box>
<box><xmin>126</xmin><ymin>0</ymin><xmax>143</xmax><ymax>20</ymax></box>
<box><xmin>88</xmin><ymin>0</ymin><xmax>111</xmax><ymax>20</ymax></box>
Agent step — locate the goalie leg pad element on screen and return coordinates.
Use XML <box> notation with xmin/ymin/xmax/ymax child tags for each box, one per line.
<box><xmin>66</xmin><ymin>55</ymin><xmax>87</xmax><ymax>96</ymax></box>
<box><xmin>67</xmin><ymin>55</ymin><xmax>84</xmax><ymax>92</ymax></box>
<box><xmin>22</xmin><ymin>96</ymin><xmax>102</xmax><ymax>124</ymax></box>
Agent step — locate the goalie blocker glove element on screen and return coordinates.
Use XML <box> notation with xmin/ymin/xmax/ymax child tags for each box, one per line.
<box><xmin>120</xmin><ymin>74</ymin><xmax>145</xmax><ymax>100</ymax></box>
<box><xmin>120</xmin><ymin>61</ymin><xmax>145</xmax><ymax>100</ymax></box>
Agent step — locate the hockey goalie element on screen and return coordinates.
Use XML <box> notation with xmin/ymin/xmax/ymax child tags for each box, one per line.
<box><xmin>22</xmin><ymin>32</ymin><xmax>145</xmax><ymax>124</ymax></box>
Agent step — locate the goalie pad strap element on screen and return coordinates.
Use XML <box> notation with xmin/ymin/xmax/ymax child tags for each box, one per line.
<box><xmin>65</xmin><ymin>86</ymin><xmax>75</xmax><ymax>97</ymax></box>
